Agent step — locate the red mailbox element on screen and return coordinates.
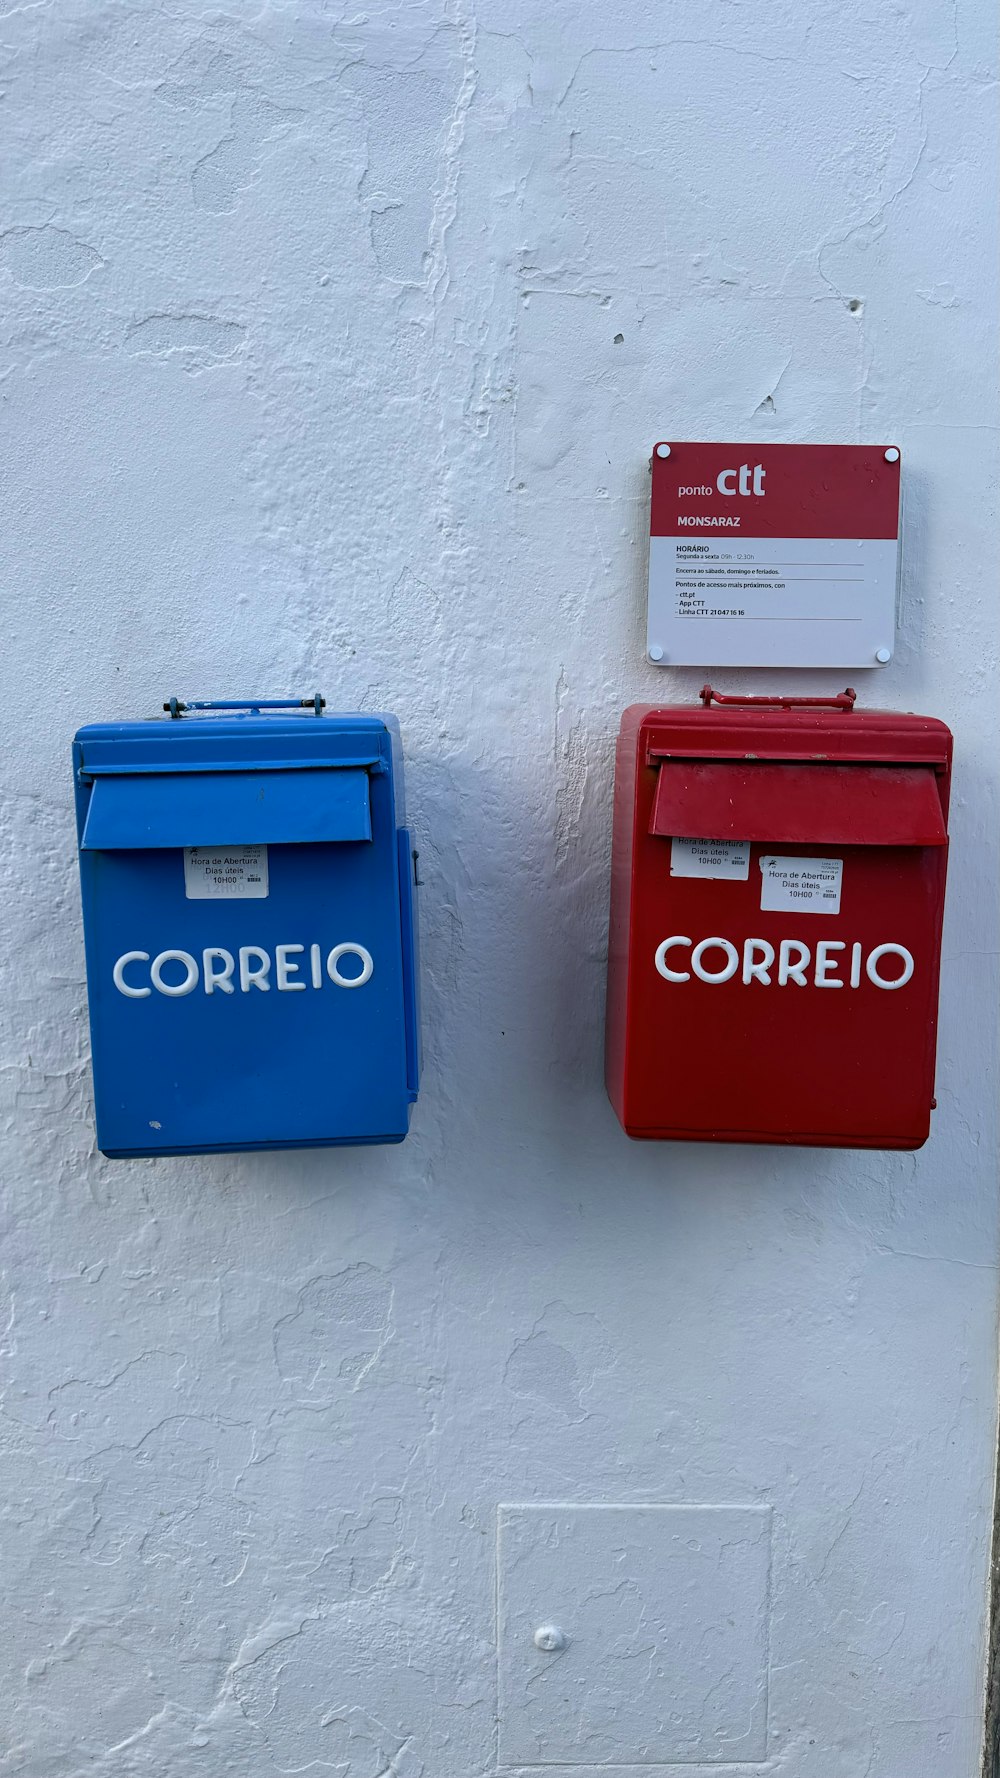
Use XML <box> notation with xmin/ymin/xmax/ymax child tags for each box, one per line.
<box><xmin>605</xmin><ymin>689</ymin><xmax>953</xmax><ymax>1149</ymax></box>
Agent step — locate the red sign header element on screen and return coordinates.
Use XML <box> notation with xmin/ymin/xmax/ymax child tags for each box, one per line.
<box><xmin>650</xmin><ymin>442</ymin><xmax>900</xmax><ymax>542</ymax></box>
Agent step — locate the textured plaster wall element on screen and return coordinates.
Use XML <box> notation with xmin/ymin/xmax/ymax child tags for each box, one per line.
<box><xmin>0</xmin><ymin>3</ymin><xmax>998</xmax><ymax>1776</ymax></box>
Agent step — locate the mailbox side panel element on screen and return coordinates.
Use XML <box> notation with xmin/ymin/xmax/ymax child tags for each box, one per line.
<box><xmin>605</xmin><ymin>708</ymin><xmax>649</xmax><ymax>1125</ymax></box>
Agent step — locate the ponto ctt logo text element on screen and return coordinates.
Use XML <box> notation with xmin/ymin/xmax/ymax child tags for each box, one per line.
<box><xmin>677</xmin><ymin>464</ymin><xmax>766</xmax><ymax>498</ymax></box>
<box><xmin>716</xmin><ymin>463</ymin><xmax>765</xmax><ymax>496</ymax></box>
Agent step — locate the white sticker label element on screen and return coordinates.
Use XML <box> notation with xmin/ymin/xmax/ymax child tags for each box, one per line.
<box><xmin>183</xmin><ymin>846</ymin><xmax>269</xmax><ymax>900</ymax></box>
<box><xmin>671</xmin><ymin>837</ymin><xmax>751</xmax><ymax>881</ymax></box>
<box><xmin>759</xmin><ymin>855</ymin><xmax>842</xmax><ymax>915</ymax></box>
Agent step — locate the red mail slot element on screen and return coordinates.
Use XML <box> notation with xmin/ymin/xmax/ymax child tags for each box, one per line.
<box><xmin>605</xmin><ymin>690</ymin><xmax>953</xmax><ymax>1149</ymax></box>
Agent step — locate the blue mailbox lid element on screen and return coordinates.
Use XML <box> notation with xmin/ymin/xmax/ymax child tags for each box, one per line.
<box><xmin>81</xmin><ymin>769</ymin><xmax>373</xmax><ymax>848</ymax></box>
<box><xmin>74</xmin><ymin>709</ymin><xmax>401</xmax><ymax>847</ymax></box>
<box><xmin>74</xmin><ymin>709</ymin><xmax>394</xmax><ymax>779</ymax></box>
<box><xmin>73</xmin><ymin>708</ymin><xmax>418</xmax><ymax>1156</ymax></box>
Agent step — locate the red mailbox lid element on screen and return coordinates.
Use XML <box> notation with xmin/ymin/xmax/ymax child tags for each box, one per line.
<box><xmin>635</xmin><ymin>698</ymin><xmax>953</xmax><ymax>839</ymax></box>
<box><xmin>650</xmin><ymin>760</ymin><xmax>947</xmax><ymax>846</ymax></box>
<box><xmin>638</xmin><ymin>701</ymin><xmax>952</xmax><ymax>765</ymax></box>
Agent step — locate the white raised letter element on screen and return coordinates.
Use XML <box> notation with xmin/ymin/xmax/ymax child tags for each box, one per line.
<box><xmin>239</xmin><ymin>946</ymin><xmax>271</xmax><ymax>992</ymax></box>
<box><xmin>738</xmin><ymin>463</ymin><xmax>752</xmax><ymax>495</ymax></box>
<box><xmin>203</xmin><ymin>948</ymin><xmax>235</xmax><ymax>994</ymax></box>
<box><xmin>654</xmin><ymin>936</ymin><xmax>692</xmax><ymax>982</ymax></box>
<box><xmin>717</xmin><ymin>468</ymin><xmax>737</xmax><ymax>495</ymax></box>
<box><xmin>742</xmin><ymin>937</ymin><xmax>775</xmax><ymax>984</ymax></box>
<box><xmin>691</xmin><ymin>937</ymin><xmax>739</xmax><ymax>984</ymax></box>
<box><xmin>113</xmin><ymin>951</ymin><xmax>150</xmax><ymax>998</ymax></box>
<box><xmin>752</xmin><ymin>463</ymin><xmax>766</xmax><ymax>496</ymax></box>
<box><xmin>276</xmin><ymin>943</ymin><xmax>306</xmax><ymax>991</ymax></box>
<box><xmin>866</xmin><ymin>943</ymin><xmax>914</xmax><ymax>990</ymax></box>
<box><xmin>850</xmin><ymin>941</ymin><xmax>862</xmax><ymax>988</ymax></box>
<box><xmin>327</xmin><ymin>943</ymin><xmax>374</xmax><ymax>988</ymax></box>
<box><xmin>815</xmin><ymin>940</ymin><xmax>845</xmax><ymax>988</ymax></box>
<box><xmin>310</xmin><ymin>942</ymin><xmax>322</xmax><ymax>988</ymax></box>
<box><xmin>151</xmin><ymin>950</ymin><xmax>199</xmax><ymax>997</ymax></box>
<box><xmin>778</xmin><ymin>940</ymin><xmax>810</xmax><ymax>986</ymax></box>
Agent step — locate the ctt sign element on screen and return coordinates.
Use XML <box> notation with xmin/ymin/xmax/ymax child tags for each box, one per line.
<box><xmin>647</xmin><ymin>440</ymin><xmax>901</xmax><ymax>669</ymax></box>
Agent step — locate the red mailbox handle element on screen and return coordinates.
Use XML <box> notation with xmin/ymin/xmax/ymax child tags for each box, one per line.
<box><xmin>699</xmin><ymin>685</ymin><xmax>857</xmax><ymax>712</ymax></box>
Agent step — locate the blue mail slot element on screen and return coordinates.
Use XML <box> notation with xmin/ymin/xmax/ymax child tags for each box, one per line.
<box><xmin>73</xmin><ymin>702</ymin><xmax>420</xmax><ymax>1157</ymax></box>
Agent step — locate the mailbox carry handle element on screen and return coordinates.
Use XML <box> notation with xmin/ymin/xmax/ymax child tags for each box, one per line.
<box><xmin>164</xmin><ymin>696</ymin><xmax>326</xmax><ymax>718</ymax></box>
<box><xmin>699</xmin><ymin>685</ymin><xmax>856</xmax><ymax>712</ymax></box>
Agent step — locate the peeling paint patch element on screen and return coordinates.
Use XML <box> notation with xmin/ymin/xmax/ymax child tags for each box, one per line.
<box><xmin>505</xmin><ymin>1304</ymin><xmax>614</xmax><ymax>1420</ymax></box>
<box><xmin>505</xmin><ymin>1328</ymin><xmax>583</xmax><ymax>1417</ymax></box>
<box><xmin>917</xmin><ymin>281</ymin><xmax>960</xmax><ymax>307</ymax></box>
<box><xmin>273</xmin><ymin>1264</ymin><xmax>394</xmax><ymax>1394</ymax></box>
<box><xmin>191</xmin><ymin>93</ymin><xmax>301</xmax><ymax>213</ymax></box>
<box><xmin>125</xmin><ymin>314</ymin><xmax>247</xmax><ymax>364</ymax></box>
<box><xmin>0</xmin><ymin>226</ymin><xmax>102</xmax><ymax>289</ymax></box>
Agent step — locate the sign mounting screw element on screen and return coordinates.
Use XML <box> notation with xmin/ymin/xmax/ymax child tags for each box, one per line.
<box><xmin>875</xmin><ymin>647</ymin><xmax>892</xmax><ymax>663</ymax></box>
<box><xmin>884</xmin><ymin>448</ymin><xmax>900</xmax><ymax>463</ymax></box>
<box><xmin>649</xmin><ymin>644</ymin><xmax>665</xmax><ymax>662</ymax></box>
<box><xmin>534</xmin><ymin>1625</ymin><xmax>567</xmax><ymax>1653</ymax></box>
<box><xmin>655</xmin><ymin>443</ymin><xmax>671</xmax><ymax>458</ymax></box>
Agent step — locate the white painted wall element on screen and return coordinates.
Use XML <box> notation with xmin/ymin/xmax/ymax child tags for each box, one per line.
<box><xmin>1</xmin><ymin>3</ymin><xmax>997</xmax><ymax>1774</ymax></box>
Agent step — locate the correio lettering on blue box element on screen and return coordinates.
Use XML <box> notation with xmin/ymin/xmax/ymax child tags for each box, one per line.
<box><xmin>73</xmin><ymin>699</ymin><xmax>420</xmax><ymax>1157</ymax></box>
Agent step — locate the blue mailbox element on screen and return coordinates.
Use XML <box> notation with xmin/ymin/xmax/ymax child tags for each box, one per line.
<box><xmin>73</xmin><ymin>699</ymin><xmax>419</xmax><ymax>1157</ymax></box>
